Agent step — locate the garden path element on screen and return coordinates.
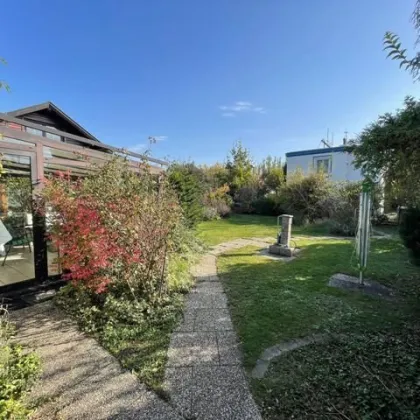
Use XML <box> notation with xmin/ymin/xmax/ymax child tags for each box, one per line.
<box><xmin>11</xmin><ymin>301</ymin><xmax>183</xmax><ymax>420</ymax></box>
<box><xmin>164</xmin><ymin>238</ymin><xmax>272</xmax><ymax>420</ymax></box>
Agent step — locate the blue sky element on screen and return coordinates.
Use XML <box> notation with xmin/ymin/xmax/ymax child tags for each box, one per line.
<box><xmin>1</xmin><ymin>0</ymin><xmax>418</xmax><ymax>164</ymax></box>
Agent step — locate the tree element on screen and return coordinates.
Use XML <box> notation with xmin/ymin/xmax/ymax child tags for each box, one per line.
<box><xmin>258</xmin><ymin>156</ymin><xmax>285</xmax><ymax>192</ymax></box>
<box><xmin>384</xmin><ymin>1</ymin><xmax>420</xmax><ymax>80</ymax></box>
<box><xmin>263</xmin><ymin>166</ymin><xmax>285</xmax><ymax>192</ymax></box>
<box><xmin>349</xmin><ymin>96</ymin><xmax>420</xmax><ymax>206</ymax></box>
<box><xmin>225</xmin><ymin>141</ymin><xmax>253</xmax><ymax>195</ymax></box>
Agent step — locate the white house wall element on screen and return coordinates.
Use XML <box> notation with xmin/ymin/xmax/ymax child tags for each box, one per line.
<box><xmin>286</xmin><ymin>149</ymin><xmax>363</xmax><ymax>182</ymax></box>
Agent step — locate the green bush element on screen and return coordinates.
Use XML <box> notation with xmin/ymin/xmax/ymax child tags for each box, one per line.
<box><xmin>167</xmin><ymin>162</ymin><xmax>205</xmax><ymax>226</ymax></box>
<box><xmin>277</xmin><ymin>171</ymin><xmax>332</xmax><ymax>223</ymax></box>
<box><xmin>233</xmin><ymin>181</ymin><xmax>260</xmax><ymax>213</ymax></box>
<box><xmin>399</xmin><ymin>207</ymin><xmax>420</xmax><ymax>265</ymax></box>
<box><xmin>261</xmin><ymin>166</ymin><xmax>285</xmax><ymax>193</ymax></box>
<box><xmin>322</xmin><ymin>182</ymin><xmax>361</xmax><ymax>236</ymax></box>
<box><xmin>202</xmin><ymin>206</ymin><xmax>219</xmax><ymax>221</ymax></box>
<box><xmin>0</xmin><ymin>308</ymin><xmax>41</xmax><ymax>419</ymax></box>
<box><xmin>251</xmin><ymin>195</ymin><xmax>284</xmax><ymax>216</ymax></box>
<box><xmin>167</xmin><ymin>221</ymin><xmax>204</xmax><ymax>292</ymax></box>
<box><xmin>203</xmin><ymin>184</ymin><xmax>232</xmax><ymax>219</ymax></box>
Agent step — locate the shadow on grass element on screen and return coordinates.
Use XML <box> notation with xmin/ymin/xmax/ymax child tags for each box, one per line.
<box><xmin>217</xmin><ymin>239</ymin><xmax>420</xmax><ymax>367</ymax></box>
<box><xmin>222</xmin><ymin>214</ymin><xmax>277</xmax><ymax>226</ymax></box>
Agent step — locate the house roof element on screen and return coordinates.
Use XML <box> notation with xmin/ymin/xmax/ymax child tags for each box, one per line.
<box><xmin>7</xmin><ymin>101</ymin><xmax>99</xmax><ymax>142</ymax></box>
<box><xmin>286</xmin><ymin>146</ymin><xmax>347</xmax><ymax>158</ymax></box>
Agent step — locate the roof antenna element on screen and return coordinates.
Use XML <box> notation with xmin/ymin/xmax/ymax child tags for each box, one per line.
<box><xmin>343</xmin><ymin>130</ymin><xmax>348</xmax><ymax>145</ymax></box>
<box><xmin>321</xmin><ymin>128</ymin><xmax>333</xmax><ymax>148</ymax></box>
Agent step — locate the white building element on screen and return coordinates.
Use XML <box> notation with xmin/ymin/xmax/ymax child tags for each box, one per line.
<box><xmin>286</xmin><ymin>145</ymin><xmax>363</xmax><ymax>182</ymax></box>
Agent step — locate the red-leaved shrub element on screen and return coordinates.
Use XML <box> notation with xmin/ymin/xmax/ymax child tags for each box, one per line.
<box><xmin>40</xmin><ymin>159</ymin><xmax>182</xmax><ymax>299</ymax></box>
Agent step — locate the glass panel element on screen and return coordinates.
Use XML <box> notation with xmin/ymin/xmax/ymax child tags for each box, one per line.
<box><xmin>43</xmin><ymin>162</ymin><xmax>62</xmax><ymax>277</ymax></box>
<box><xmin>47</xmin><ymin>224</ymin><xmax>61</xmax><ymax>276</ymax></box>
<box><xmin>26</xmin><ymin>127</ymin><xmax>43</xmax><ymax>137</ymax></box>
<box><xmin>2</xmin><ymin>136</ymin><xmax>36</xmax><ymax>147</ymax></box>
<box><xmin>0</xmin><ymin>153</ymin><xmax>35</xmax><ymax>285</ymax></box>
<box><xmin>316</xmin><ymin>158</ymin><xmax>330</xmax><ymax>173</ymax></box>
<box><xmin>44</xmin><ymin>127</ymin><xmax>61</xmax><ymax>142</ymax></box>
<box><xmin>45</xmin><ymin>132</ymin><xmax>61</xmax><ymax>141</ymax></box>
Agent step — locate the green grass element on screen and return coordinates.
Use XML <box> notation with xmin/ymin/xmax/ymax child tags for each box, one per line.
<box><xmin>196</xmin><ymin>214</ymin><xmax>330</xmax><ymax>245</ymax></box>
<box><xmin>218</xmin><ymin>237</ymin><xmax>420</xmax><ymax>418</ymax></box>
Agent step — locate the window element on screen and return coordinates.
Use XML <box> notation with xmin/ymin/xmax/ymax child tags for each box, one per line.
<box><xmin>314</xmin><ymin>156</ymin><xmax>331</xmax><ymax>174</ymax></box>
<box><xmin>26</xmin><ymin>127</ymin><xmax>43</xmax><ymax>137</ymax></box>
<box><xmin>44</xmin><ymin>126</ymin><xmax>62</xmax><ymax>141</ymax></box>
<box><xmin>44</xmin><ymin>131</ymin><xmax>61</xmax><ymax>141</ymax></box>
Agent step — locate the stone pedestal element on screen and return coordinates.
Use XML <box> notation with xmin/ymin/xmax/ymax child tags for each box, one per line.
<box><xmin>279</xmin><ymin>214</ymin><xmax>293</xmax><ymax>247</ymax></box>
<box><xmin>268</xmin><ymin>244</ymin><xmax>295</xmax><ymax>257</ymax></box>
<box><xmin>269</xmin><ymin>214</ymin><xmax>296</xmax><ymax>258</ymax></box>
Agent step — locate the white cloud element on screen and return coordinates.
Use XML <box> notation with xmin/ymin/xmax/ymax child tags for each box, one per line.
<box><xmin>219</xmin><ymin>101</ymin><xmax>266</xmax><ymax>116</ymax></box>
<box><xmin>235</xmin><ymin>101</ymin><xmax>252</xmax><ymax>107</ymax></box>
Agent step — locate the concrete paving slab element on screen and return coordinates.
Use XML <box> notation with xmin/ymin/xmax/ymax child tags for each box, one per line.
<box><xmin>194</xmin><ymin>281</ymin><xmax>224</xmax><ymax>294</ymax></box>
<box><xmin>167</xmin><ymin>332</ymin><xmax>219</xmax><ymax>367</ymax></box>
<box><xmin>217</xmin><ymin>330</ymin><xmax>242</xmax><ymax>365</ymax></box>
<box><xmin>193</xmin><ymin>365</ymin><xmax>247</xmax><ymax>389</ymax></box>
<box><xmin>212</xmin><ymin>293</ymin><xmax>228</xmax><ymax>309</ymax></box>
<box><xmin>328</xmin><ymin>273</ymin><xmax>395</xmax><ymax>299</ymax></box>
<box><xmin>194</xmin><ymin>309</ymin><xmax>233</xmax><ymax>331</ymax></box>
<box><xmin>165</xmin><ymin>240</ymin><xmax>262</xmax><ymax>419</ymax></box>
<box><xmin>164</xmin><ymin>367</ymin><xmax>194</xmax><ymax>418</ymax></box>
<box><xmin>174</xmin><ymin>309</ymin><xmax>195</xmax><ymax>333</ymax></box>
<box><xmin>186</xmin><ymin>294</ymin><xmax>214</xmax><ymax>310</ymax></box>
<box><xmin>191</xmin><ymin>385</ymin><xmax>261</xmax><ymax>420</ymax></box>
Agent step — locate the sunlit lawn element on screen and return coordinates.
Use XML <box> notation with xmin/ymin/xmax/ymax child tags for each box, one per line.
<box><xmin>196</xmin><ymin>214</ymin><xmax>330</xmax><ymax>245</ymax></box>
<box><xmin>216</xmin><ymin>234</ymin><xmax>420</xmax><ymax>418</ymax></box>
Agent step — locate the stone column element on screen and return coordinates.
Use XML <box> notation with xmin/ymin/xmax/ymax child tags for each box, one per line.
<box><xmin>280</xmin><ymin>214</ymin><xmax>293</xmax><ymax>248</ymax></box>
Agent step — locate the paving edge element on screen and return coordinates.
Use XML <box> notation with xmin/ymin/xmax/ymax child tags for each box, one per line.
<box><xmin>251</xmin><ymin>334</ymin><xmax>328</xmax><ymax>379</ymax></box>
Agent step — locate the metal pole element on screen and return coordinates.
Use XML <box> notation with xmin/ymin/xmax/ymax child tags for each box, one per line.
<box><xmin>357</xmin><ymin>188</ymin><xmax>372</xmax><ymax>285</ymax></box>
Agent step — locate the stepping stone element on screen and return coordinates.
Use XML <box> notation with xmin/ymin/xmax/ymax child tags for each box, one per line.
<box><xmin>328</xmin><ymin>273</ymin><xmax>395</xmax><ymax>299</ymax></box>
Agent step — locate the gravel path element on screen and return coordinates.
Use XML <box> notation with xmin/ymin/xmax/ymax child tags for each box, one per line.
<box><xmin>11</xmin><ymin>301</ymin><xmax>182</xmax><ymax>420</ymax></box>
<box><xmin>164</xmin><ymin>238</ymin><xmax>270</xmax><ymax>420</ymax></box>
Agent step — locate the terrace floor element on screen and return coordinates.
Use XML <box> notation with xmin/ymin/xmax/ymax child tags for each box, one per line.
<box><xmin>0</xmin><ymin>246</ymin><xmax>60</xmax><ymax>286</ymax></box>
